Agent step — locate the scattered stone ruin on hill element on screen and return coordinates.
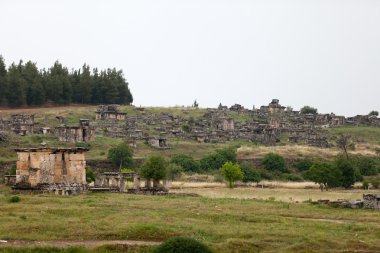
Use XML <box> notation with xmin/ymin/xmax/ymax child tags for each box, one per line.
<box><xmin>96</xmin><ymin>104</ymin><xmax>127</xmax><ymax>121</ymax></box>
<box><xmin>55</xmin><ymin>119</ymin><xmax>95</xmax><ymax>143</ymax></box>
<box><xmin>0</xmin><ymin>114</ymin><xmax>35</xmax><ymax>135</ymax></box>
<box><xmin>13</xmin><ymin>147</ymin><xmax>88</xmax><ymax>195</ymax></box>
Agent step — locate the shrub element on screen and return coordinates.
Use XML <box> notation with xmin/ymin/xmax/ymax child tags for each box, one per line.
<box><xmin>199</xmin><ymin>148</ymin><xmax>237</xmax><ymax>172</ymax></box>
<box><xmin>31</xmin><ymin>135</ymin><xmax>43</xmax><ymax>143</ymax></box>
<box><xmin>294</xmin><ymin>158</ymin><xmax>314</xmax><ymax>172</ymax></box>
<box><xmin>181</xmin><ymin>124</ymin><xmax>192</xmax><ymax>133</ymax></box>
<box><xmin>199</xmin><ymin>152</ymin><xmax>226</xmax><ymax>172</ymax></box>
<box><xmin>75</xmin><ymin>142</ymin><xmax>91</xmax><ymax>149</ymax></box>
<box><xmin>154</xmin><ymin>237</ymin><xmax>213</xmax><ymax>253</ymax></box>
<box><xmin>280</xmin><ymin>173</ymin><xmax>303</xmax><ymax>182</ymax></box>
<box><xmin>240</xmin><ymin>162</ymin><xmax>261</xmax><ymax>183</ymax></box>
<box><xmin>166</xmin><ymin>163</ymin><xmax>183</xmax><ymax>181</ymax></box>
<box><xmin>171</xmin><ymin>154</ymin><xmax>200</xmax><ymax>173</ymax></box>
<box><xmin>363</xmin><ymin>181</ymin><xmax>369</xmax><ymax>190</ymax></box>
<box><xmin>8</xmin><ymin>196</ymin><xmax>20</xmax><ymax>203</ymax></box>
<box><xmin>335</xmin><ymin>156</ymin><xmax>356</xmax><ymax>189</ymax></box>
<box><xmin>371</xmin><ymin>178</ymin><xmax>380</xmax><ymax>189</ymax></box>
<box><xmin>5</xmin><ymin>165</ymin><xmax>16</xmax><ymax>175</ymax></box>
<box><xmin>354</xmin><ymin>156</ymin><xmax>379</xmax><ymax>176</ymax></box>
<box><xmin>85</xmin><ymin>168</ymin><xmax>96</xmax><ymax>183</ymax></box>
<box><xmin>262</xmin><ymin>153</ymin><xmax>287</xmax><ymax>172</ymax></box>
<box><xmin>300</xmin><ymin>105</ymin><xmax>318</xmax><ymax>114</ymax></box>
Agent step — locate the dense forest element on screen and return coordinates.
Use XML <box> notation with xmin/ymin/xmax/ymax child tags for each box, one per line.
<box><xmin>0</xmin><ymin>56</ymin><xmax>133</xmax><ymax>107</ymax></box>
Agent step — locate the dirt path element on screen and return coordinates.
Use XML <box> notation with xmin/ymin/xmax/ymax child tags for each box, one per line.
<box><xmin>0</xmin><ymin>240</ymin><xmax>160</xmax><ymax>249</ymax></box>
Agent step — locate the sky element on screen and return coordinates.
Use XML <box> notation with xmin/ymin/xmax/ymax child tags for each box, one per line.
<box><xmin>1</xmin><ymin>0</ymin><xmax>379</xmax><ymax>116</ymax></box>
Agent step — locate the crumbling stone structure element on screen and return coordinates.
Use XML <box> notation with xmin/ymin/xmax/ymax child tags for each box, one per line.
<box><xmin>93</xmin><ymin>172</ymin><xmax>140</xmax><ymax>192</ymax></box>
<box><xmin>0</xmin><ymin>114</ymin><xmax>35</xmax><ymax>135</ymax></box>
<box><xmin>96</xmin><ymin>104</ymin><xmax>127</xmax><ymax>121</ymax></box>
<box><xmin>147</xmin><ymin>136</ymin><xmax>169</xmax><ymax>148</ymax></box>
<box><xmin>363</xmin><ymin>194</ymin><xmax>380</xmax><ymax>209</ymax></box>
<box><xmin>55</xmin><ymin>119</ymin><xmax>95</xmax><ymax>143</ymax></box>
<box><xmin>14</xmin><ymin>147</ymin><xmax>88</xmax><ymax>194</ymax></box>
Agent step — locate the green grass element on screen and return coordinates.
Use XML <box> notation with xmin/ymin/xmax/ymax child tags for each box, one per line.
<box><xmin>1</xmin><ymin>185</ymin><xmax>380</xmax><ymax>252</ymax></box>
<box><xmin>327</xmin><ymin>127</ymin><xmax>380</xmax><ymax>145</ymax></box>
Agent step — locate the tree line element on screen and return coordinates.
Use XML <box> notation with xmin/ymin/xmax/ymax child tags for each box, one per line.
<box><xmin>0</xmin><ymin>56</ymin><xmax>133</xmax><ymax>107</ymax></box>
<box><xmin>105</xmin><ymin>139</ymin><xmax>380</xmax><ymax>190</ymax></box>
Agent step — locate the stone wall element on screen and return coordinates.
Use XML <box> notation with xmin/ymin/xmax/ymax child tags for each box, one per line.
<box><xmin>14</xmin><ymin>148</ymin><xmax>88</xmax><ymax>193</ymax></box>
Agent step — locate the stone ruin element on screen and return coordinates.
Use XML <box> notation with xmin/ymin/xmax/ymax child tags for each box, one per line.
<box><xmin>55</xmin><ymin>119</ymin><xmax>95</xmax><ymax>143</ymax></box>
<box><xmin>92</xmin><ymin>171</ymin><xmax>169</xmax><ymax>195</ymax></box>
<box><xmin>96</xmin><ymin>104</ymin><xmax>127</xmax><ymax>121</ymax></box>
<box><xmin>13</xmin><ymin>147</ymin><xmax>88</xmax><ymax>195</ymax></box>
<box><xmin>147</xmin><ymin>136</ymin><xmax>169</xmax><ymax>149</ymax></box>
<box><xmin>363</xmin><ymin>194</ymin><xmax>380</xmax><ymax>209</ymax></box>
<box><xmin>93</xmin><ymin>172</ymin><xmax>140</xmax><ymax>192</ymax></box>
<box><xmin>0</xmin><ymin>114</ymin><xmax>35</xmax><ymax>136</ymax></box>
<box><xmin>318</xmin><ymin>194</ymin><xmax>380</xmax><ymax>210</ymax></box>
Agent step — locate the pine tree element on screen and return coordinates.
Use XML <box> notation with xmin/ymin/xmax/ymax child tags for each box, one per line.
<box><xmin>79</xmin><ymin>64</ymin><xmax>93</xmax><ymax>103</ymax></box>
<box><xmin>6</xmin><ymin>63</ymin><xmax>27</xmax><ymax>106</ymax></box>
<box><xmin>0</xmin><ymin>56</ymin><xmax>7</xmax><ymax>104</ymax></box>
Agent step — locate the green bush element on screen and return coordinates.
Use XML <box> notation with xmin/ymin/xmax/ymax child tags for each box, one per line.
<box><xmin>370</xmin><ymin>178</ymin><xmax>380</xmax><ymax>189</ymax></box>
<box><xmin>171</xmin><ymin>154</ymin><xmax>200</xmax><ymax>173</ymax></box>
<box><xmin>353</xmin><ymin>156</ymin><xmax>379</xmax><ymax>176</ymax></box>
<box><xmin>240</xmin><ymin>162</ymin><xmax>261</xmax><ymax>183</ymax></box>
<box><xmin>85</xmin><ymin>168</ymin><xmax>96</xmax><ymax>183</ymax></box>
<box><xmin>75</xmin><ymin>142</ymin><xmax>91</xmax><ymax>149</ymax></box>
<box><xmin>294</xmin><ymin>158</ymin><xmax>314</xmax><ymax>172</ymax></box>
<box><xmin>31</xmin><ymin>135</ymin><xmax>43</xmax><ymax>143</ymax></box>
<box><xmin>199</xmin><ymin>147</ymin><xmax>237</xmax><ymax>172</ymax></box>
<box><xmin>8</xmin><ymin>196</ymin><xmax>20</xmax><ymax>203</ymax></box>
<box><xmin>154</xmin><ymin>237</ymin><xmax>213</xmax><ymax>253</ymax></box>
<box><xmin>5</xmin><ymin>165</ymin><xmax>16</xmax><ymax>175</ymax></box>
<box><xmin>262</xmin><ymin>153</ymin><xmax>287</xmax><ymax>172</ymax></box>
<box><xmin>363</xmin><ymin>181</ymin><xmax>369</xmax><ymax>190</ymax></box>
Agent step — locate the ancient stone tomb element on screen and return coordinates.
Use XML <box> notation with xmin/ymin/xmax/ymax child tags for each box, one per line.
<box><xmin>14</xmin><ymin>147</ymin><xmax>88</xmax><ymax>194</ymax></box>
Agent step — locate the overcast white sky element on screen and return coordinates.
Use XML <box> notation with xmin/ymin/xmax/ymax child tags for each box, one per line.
<box><xmin>1</xmin><ymin>0</ymin><xmax>379</xmax><ymax>116</ymax></box>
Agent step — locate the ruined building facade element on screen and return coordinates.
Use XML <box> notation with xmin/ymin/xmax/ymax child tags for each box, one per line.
<box><xmin>55</xmin><ymin>119</ymin><xmax>95</xmax><ymax>143</ymax></box>
<box><xmin>96</xmin><ymin>104</ymin><xmax>127</xmax><ymax>121</ymax></box>
<box><xmin>0</xmin><ymin>114</ymin><xmax>35</xmax><ymax>135</ymax></box>
<box><xmin>14</xmin><ymin>147</ymin><xmax>88</xmax><ymax>194</ymax></box>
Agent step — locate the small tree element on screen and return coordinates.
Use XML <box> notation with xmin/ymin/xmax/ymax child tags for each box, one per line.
<box><xmin>193</xmin><ymin>100</ymin><xmax>199</xmax><ymax>108</ymax></box>
<box><xmin>140</xmin><ymin>156</ymin><xmax>167</xmax><ymax>188</ymax></box>
<box><xmin>369</xmin><ymin>110</ymin><xmax>379</xmax><ymax>116</ymax></box>
<box><xmin>336</xmin><ymin>134</ymin><xmax>354</xmax><ymax>160</ymax></box>
<box><xmin>220</xmin><ymin>162</ymin><xmax>243</xmax><ymax>189</ymax></box>
<box><xmin>335</xmin><ymin>155</ymin><xmax>356</xmax><ymax>189</ymax></box>
<box><xmin>300</xmin><ymin>106</ymin><xmax>318</xmax><ymax>114</ymax></box>
<box><xmin>305</xmin><ymin>162</ymin><xmax>341</xmax><ymax>191</ymax></box>
<box><xmin>262</xmin><ymin>153</ymin><xmax>287</xmax><ymax>172</ymax></box>
<box><xmin>166</xmin><ymin>163</ymin><xmax>183</xmax><ymax>181</ymax></box>
<box><xmin>107</xmin><ymin>142</ymin><xmax>134</xmax><ymax>169</ymax></box>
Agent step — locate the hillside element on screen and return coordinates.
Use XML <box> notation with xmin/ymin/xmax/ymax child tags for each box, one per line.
<box><xmin>0</xmin><ymin>105</ymin><xmax>379</xmax><ymax>165</ymax></box>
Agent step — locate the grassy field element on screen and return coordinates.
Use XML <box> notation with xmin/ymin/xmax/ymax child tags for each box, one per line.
<box><xmin>172</xmin><ymin>187</ymin><xmax>374</xmax><ymax>203</ymax></box>
<box><xmin>327</xmin><ymin>127</ymin><xmax>380</xmax><ymax>145</ymax></box>
<box><xmin>1</xmin><ymin>185</ymin><xmax>380</xmax><ymax>252</ymax></box>
<box><xmin>237</xmin><ymin>143</ymin><xmax>379</xmax><ymax>161</ymax></box>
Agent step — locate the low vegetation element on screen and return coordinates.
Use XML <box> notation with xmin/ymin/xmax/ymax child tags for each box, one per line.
<box><xmin>1</xmin><ymin>185</ymin><xmax>380</xmax><ymax>252</ymax></box>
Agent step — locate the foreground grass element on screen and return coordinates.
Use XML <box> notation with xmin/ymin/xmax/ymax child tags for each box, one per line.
<box><xmin>1</xmin><ymin>186</ymin><xmax>380</xmax><ymax>252</ymax></box>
